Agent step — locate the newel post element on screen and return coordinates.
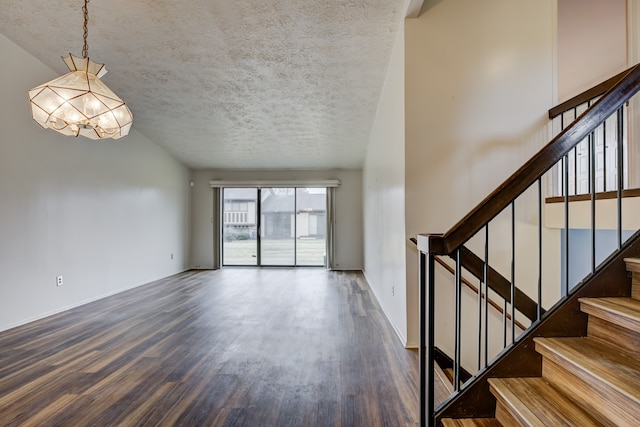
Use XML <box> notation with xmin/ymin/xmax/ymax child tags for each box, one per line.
<box><xmin>417</xmin><ymin>234</ymin><xmax>439</xmax><ymax>427</ymax></box>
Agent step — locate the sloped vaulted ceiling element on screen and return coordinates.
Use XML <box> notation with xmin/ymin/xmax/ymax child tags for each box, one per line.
<box><xmin>0</xmin><ymin>0</ymin><xmax>406</xmax><ymax>169</ymax></box>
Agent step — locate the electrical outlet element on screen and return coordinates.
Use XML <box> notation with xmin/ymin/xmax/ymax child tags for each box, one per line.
<box><xmin>56</xmin><ymin>275</ymin><xmax>63</xmax><ymax>286</ymax></box>
<box><xmin>392</xmin><ymin>285</ymin><xmax>395</xmax><ymax>296</ymax></box>
<box><xmin>171</xmin><ymin>253</ymin><xmax>174</xmax><ymax>260</ymax></box>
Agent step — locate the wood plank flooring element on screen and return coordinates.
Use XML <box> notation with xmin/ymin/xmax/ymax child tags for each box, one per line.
<box><xmin>0</xmin><ymin>269</ymin><xmax>418</xmax><ymax>426</ymax></box>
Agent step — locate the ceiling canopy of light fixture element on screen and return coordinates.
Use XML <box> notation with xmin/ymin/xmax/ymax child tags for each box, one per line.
<box><xmin>28</xmin><ymin>0</ymin><xmax>132</xmax><ymax>140</ymax></box>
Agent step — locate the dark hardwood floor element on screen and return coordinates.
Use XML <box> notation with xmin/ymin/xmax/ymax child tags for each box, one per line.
<box><xmin>0</xmin><ymin>269</ymin><xmax>418</xmax><ymax>426</ymax></box>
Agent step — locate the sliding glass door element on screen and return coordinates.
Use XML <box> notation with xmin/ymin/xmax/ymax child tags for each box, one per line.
<box><xmin>295</xmin><ymin>187</ymin><xmax>326</xmax><ymax>266</ymax></box>
<box><xmin>260</xmin><ymin>188</ymin><xmax>295</xmax><ymax>265</ymax></box>
<box><xmin>221</xmin><ymin>187</ymin><xmax>326</xmax><ymax>267</ymax></box>
<box><xmin>222</xmin><ymin>188</ymin><xmax>258</xmax><ymax>265</ymax></box>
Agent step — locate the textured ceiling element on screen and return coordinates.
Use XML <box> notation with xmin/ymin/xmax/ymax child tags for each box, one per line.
<box><xmin>0</xmin><ymin>0</ymin><xmax>407</xmax><ymax>169</ymax></box>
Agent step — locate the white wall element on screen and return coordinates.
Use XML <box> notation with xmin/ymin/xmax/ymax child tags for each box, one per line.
<box><xmin>363</xmin><ymin>23</ymin><xmax>408</xmax><ymax>345</ymax></box>
<box><xmin>629</xmin><ymin>0</ymin><xmax>640</xmax><ymax>187</ymax></box>
<box><xmin>404</xmin><ymin>0</ymin><xmax>557</xmax><ymax>349</ymax></box>
<box><xmin>190</xmin><ymin>169</ymin><xmax>363</xmax><ymax>270</ymax></box>
<box><xmin>0</xmin><ymin>34</ymin><xmax>191</xmax><ymax>332</ymax></box>
<box><xmin>557</xmin><ymin>0</ymin><xmax>627</xmax><ymax>102</ymax></box>
<box><xmin>630</xmin><ymin>0</ymin><xmax>640</xmax><ymax>67</ymax></box>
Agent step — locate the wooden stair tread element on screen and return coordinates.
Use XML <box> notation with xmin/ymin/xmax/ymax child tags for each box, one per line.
<box><xmin>434</xmin><ymin>362</ymin><xmax>454</xmax><ymax>407</ymax></box>
<box><xmin>535</xmin><ymin>337</ymin><xmax>640</xmax><ymax>402</ymax></box>
<box><xmin>580</xmin><ymin>297</ymin><xmax>640</xmax><ymax>333</ymax></box>
<box><xmin>624</xmin><ymin>257</ymin><xmax>640</xmax><ymax>268</ymax></box>
<box><xmin>435</xmin><ymin>361</ymin><xmax>454</xmax><ymax>394</ymax></box>
<box><xmin>488</xmin><ymin>377</ymin><xmax>600</xmax><ymax>426</ymax></box>
<box><xmin>441</xmin><ymin>418</ymin><xmax>502</xmax><ymax>426</ymax></box>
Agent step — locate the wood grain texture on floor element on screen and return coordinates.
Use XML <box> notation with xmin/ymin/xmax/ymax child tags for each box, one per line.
<box><xmin>0</xmin><ymin>269</ymin><xmax>418</xmax><ymax>426</ymax></box>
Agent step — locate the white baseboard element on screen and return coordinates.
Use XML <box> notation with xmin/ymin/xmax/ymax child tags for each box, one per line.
<box><xmin>361</xmin><ymin>271</ymin><xmax>410</xmax><ymax>347</ymax></box>
<box><xmin>1</xmin><ymin>289</ymin><xmax>131</xmax><ymax>333</ymax></box>
<box><xmin>0</xmin><ymin>269</ymin><xmax>189</xmax><ymax>334</ymax></box>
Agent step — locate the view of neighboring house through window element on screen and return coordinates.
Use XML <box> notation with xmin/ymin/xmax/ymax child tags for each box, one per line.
<box><xmin>222</xmin><ymin>188</ymin><xmax>258</xmax><ymax>265</ymax></box>
<box><xmin>261</xmin><ymin>188</ymin><xmax>295</xmax><ymax>265</ymax></box>
<box><xmin>222</xmin><ymin>187</ymin><xmax>327</xmax><ymax>266</ymax></box>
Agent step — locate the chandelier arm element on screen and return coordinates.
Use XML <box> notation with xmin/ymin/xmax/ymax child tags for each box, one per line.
<box><xmin>50</xmin><ymin>119</ymin><xmax>69</xmax><ymax>131</ymax></box>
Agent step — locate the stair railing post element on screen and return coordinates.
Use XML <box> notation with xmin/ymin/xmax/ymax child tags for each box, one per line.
<box><xmin>418</xmin><ymin>236</ymin><xmax>436</xmax><ymax>427</ymax></box>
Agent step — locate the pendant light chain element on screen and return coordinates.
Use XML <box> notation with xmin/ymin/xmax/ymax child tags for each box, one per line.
<box><xmin>82</xmin><ymin>0</ymin><xmax>89</xmax><ymax>58</ymax></box>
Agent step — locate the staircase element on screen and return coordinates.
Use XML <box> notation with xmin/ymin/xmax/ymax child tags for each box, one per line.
<box><xmin>442</xmin><ymin>258</ymin><xmax>640</xmax><ymax>426</ymax></box>
<box><xmin>418</xmin><ymin>64</ymin><xmax>640</xmax><ymax>426</ymax></box>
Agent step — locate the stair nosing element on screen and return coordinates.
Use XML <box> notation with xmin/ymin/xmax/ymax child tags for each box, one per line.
<box><xmin>441</xmin><ymin>418</ymin><xmax>502</xmax><ymax>427</ymax></box>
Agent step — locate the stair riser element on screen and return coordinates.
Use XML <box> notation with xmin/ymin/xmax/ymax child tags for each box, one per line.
<box><xmin>581</xmin><ymin>299</ymin><xmax>640</xmax><ymax>334</ymax></box>
<box><xmin>633</xmin><ymin>273</ymin><xmax>640</xmax><ymax>300</ymax></box>
<box><xmin>588</xmin><ymin>316</ymin><xmax>640</xmax><ymax>358</ymax></box>
<box><xmin>494</xmin><ymin>400</ymin><xmax>525</xmax><ymax>427</ymax></box>
<box><xmin>541</xmin><ymin>358</ymin><xmax>634</xmax><ymax>427</ymax></box>
<box><xmin>625</xmin><ymin>260</ymin><xmax>640</xmax><ymax>300</ymax></box>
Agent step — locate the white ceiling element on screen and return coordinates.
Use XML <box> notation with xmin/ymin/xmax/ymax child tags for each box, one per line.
<box><xmin>0</xmin><ymin>0</ymin><xmax>408</xmax><ymax>170</ymax></box>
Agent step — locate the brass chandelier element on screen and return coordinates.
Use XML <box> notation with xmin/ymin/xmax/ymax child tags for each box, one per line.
<box><xmin>28</xmin><ymin>0</ymin><xmax>133</xmax><ymax>140</ymax></box>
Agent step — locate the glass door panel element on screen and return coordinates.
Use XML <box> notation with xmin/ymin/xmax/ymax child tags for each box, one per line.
<box><xmin>260</xmin><ymin>188</ymin><xmax>295</xmax><ymax>265</ymax></box>
<box><xmin>296</xmin><ymin>188</ymin><xmax>326</xmax><ymax>266</ymax></box>
<box><xmin>222</xmin><ymin>188</ymin><xmax>258</xmax><ymax>265</ymax></box>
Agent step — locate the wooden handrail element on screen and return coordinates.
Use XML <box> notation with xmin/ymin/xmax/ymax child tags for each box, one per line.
<box><xmin>434</xmin><ymin>256</ymin><xmax>526</xmax><ymax>331</ymax></box>
<box><xmin>427</xmin><ymin>63</ymin><xmax>640</xmax><ymax>256</ymax></box>
<box><xmin>548</xmin><ymin>66</ymin><xmax>634</xmax><ymax>119</ymax></box>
